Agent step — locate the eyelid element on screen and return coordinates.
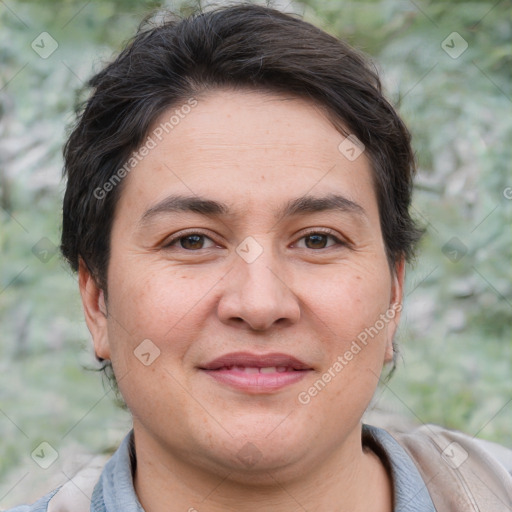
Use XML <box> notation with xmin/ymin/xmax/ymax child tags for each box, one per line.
<box><xmin>161</xmin><ymin>227</ymin><xmax>349</xmax><ymax>250</ymax></box>
<box><xmin>292</xmin><ymin>227</ymin><xmax>348</xmax><ymax>247</ymax></box>
<box><xmin>162</xmin><ymin>229</ymin><xmax>220</xmax><ymax>248</ymax></box>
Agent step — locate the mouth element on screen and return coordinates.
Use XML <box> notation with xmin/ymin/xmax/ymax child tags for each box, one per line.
<box><xmin>198</xmin><ymin>352</ymin><xmax>314</xmax><ymax>393</ymax></box>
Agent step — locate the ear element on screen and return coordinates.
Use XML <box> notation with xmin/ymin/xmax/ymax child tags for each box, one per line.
<box><xmin>384</xmin><ymin>257</ymin><xmax>405</xmax><ymax>363</ymax></box>
<box><xmin>78</xmin><ymin>258</ymin><xmax>111</xmax><ymax>360</ymax></box>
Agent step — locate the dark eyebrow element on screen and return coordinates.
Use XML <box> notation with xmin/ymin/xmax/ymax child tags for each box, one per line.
<box><xmin>277</xmin><ymin>194</ymin><xmax>366</xmax><ymax>221</ymax></box>
<box><xmin>139</xmin><ymin>195</ymin><xmax>228</xmax><ymax>226</ymax></box>
<box><xmin>139</xmin><ymin>193</ymin><xmax>366</xmax><ymax>227</ymax></box>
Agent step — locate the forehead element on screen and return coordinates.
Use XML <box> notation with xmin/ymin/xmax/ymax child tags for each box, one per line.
<box><xmin>114</xmin><ymin>89</ymin><xmax>379</xmax><ymax>224</ymax></box>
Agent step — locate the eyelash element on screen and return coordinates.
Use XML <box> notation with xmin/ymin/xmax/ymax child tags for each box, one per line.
<box><xmin>163</xmin><ymin>230</ymin><xmax>218</xmax><ymax>250</ymax></box>
<box><xmin>293</xmin><ymin>228</ymin><xmax>346</xmax><ymax>249</ymax></box>
<box><xmin>163</xmin><ymin>228</ymin><xmax>347</xmax><ymax>251</ymax></box>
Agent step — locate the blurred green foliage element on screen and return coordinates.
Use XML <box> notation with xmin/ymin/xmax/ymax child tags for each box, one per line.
<box><xmin>1</xmin><ymin>0</ymin><xmax>511</xmax><ymax>506</ymax></box>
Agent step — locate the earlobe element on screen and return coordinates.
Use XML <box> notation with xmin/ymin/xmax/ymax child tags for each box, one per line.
<box><xmin>384</xmin><ymin>258</ymin><xmax>405</xmax><ymax>363</ymax></box>
<box><xmin>78</xmin><ymin>259</ymin><xmax>111</xmax><ymax>360</ymax></box>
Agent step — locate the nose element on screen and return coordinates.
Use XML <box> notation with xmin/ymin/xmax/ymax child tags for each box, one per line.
<box><xmin>217</xmin><ymin>246</ymin><xmax>301</xmax><ymax>331</ymax></box>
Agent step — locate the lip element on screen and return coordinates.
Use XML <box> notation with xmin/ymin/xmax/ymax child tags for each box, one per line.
<box><xmin>198</xmin><ymin>351</ymin><xmax>314</xmax><ymax>394</ymax></box>
<box><xmin>200</xmin><ymin>351</ymin><xmax>312</xmax><ymax>371</ymax></box>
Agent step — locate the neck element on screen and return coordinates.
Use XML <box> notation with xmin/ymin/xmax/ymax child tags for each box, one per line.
<box><xmin>132</xmin><ymin>424</ymin><xmax>393</xmax><ymax>512</ymax></box>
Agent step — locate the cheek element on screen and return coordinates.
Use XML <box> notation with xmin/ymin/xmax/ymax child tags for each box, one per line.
<box><xmin>107</xmin><ymin>261</ymin><xmax>215</xmax><ymax>333</ymax></box>
<box><xmin>295</xmin><ymin>264</ymin><xmax>394</xmax><ymax>407</ymax></box>
<box><xmin>294</xmin><ymin>272</ymin><xmax>393</xmax><ymax>436</ymax></box>
<box><xmin>104</xmin><ymin>259</ymin><xmax>238</xmax><ymax>399</ymax></box>
<box><xmin>103</xmin><ymin>266</ymin><xmax>208</xmax><ymax>412</ymax></box>
<box><xmin>300</xmin><ymin>264</ymin><xmax>392</xmax><ymax>341</ymax></box>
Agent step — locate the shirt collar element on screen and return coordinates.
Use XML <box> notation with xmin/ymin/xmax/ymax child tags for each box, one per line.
<box><xmin>91</xmin><ymin>426</ymin><xmax>435</xmax><ymax>511</ymax></box>
<box><xmin>362</xmin><ymin>424</ymin><xmax>436</xmax><ymax>511</ymax></box>
<box><xmin>90</xmin><ymin>431</ymin><xmax>144</xmax><ymax>512</ymax></box>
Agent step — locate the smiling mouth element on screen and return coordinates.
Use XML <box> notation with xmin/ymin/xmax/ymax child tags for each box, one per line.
<box><xmin>210</xmin><ymin>366</ymin><xmax>304</xmax><ymax>373</ymax></box>
<box><xmin>199</xmin><ymin>352</ymin><xmax>313</xmax><ymax>393</ymax></box>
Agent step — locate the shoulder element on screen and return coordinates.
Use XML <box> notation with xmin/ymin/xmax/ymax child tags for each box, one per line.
<box><xmin>389</xmin><ymin>424</ymin><xmax>512</xmax><ymax>509</ymax></box>
<box><xmin>1</xmin><ymin>489</ymin><xmax>59</xmax><ymax>512</ymax></box>
<box><xmin>2</xmin><ymin>432</ymin><xmax>134</xmax><ymax>512</ymax></box>
<box><xmin>2</xmin><ymin>460</ymin><xmax>104</xmax><ymax>512</ymax></box>
<box><xmin>391</xmin><ymin>423</ymin><xmax>512</xmax><ymax>475</ymax></box>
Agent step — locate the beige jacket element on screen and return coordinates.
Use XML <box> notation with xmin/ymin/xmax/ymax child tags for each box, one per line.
<box><xmin>394</xmin><ymin>424</ymin><xmax>512</xmax><ymax>510</ymax></box>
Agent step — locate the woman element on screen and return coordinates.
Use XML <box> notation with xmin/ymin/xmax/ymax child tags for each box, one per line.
<box><xmin>8</xmin><ymin>4</ymin><xmax>511</xmax><ymax>511</ymax></box>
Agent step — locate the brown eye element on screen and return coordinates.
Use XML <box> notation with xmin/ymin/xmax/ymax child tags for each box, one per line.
<box><xmin>304</xmin><ymin>234</ymin><xmax>329</xmax><ymax>249</ymax></box>
<box><xmin>163</xmin><ymin>232</ymin><xmax>217</xmax><ymax>251</ymax></box>
<box><xmin>299</xmin><ymin>232</ymin><xmax>344</xmax><ymax>250</ymax></box>
<box><xmin>179</xmin><ymin>234</ymin><xmax>206</xmax><ymax>250</ymax></box>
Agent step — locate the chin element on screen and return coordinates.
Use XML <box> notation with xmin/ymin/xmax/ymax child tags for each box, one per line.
<box><xmin>217</xmin><ymin>447</ymin><xmax>306</xmax><ymax>485</ymax></box>
<box><xmin>214</xmin><ymin>427</ymin><xmax>308</xmax><ymax>475</ymax></box>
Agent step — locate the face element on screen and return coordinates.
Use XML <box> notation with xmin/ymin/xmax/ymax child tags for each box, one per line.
<box><xmin>80</xmin><ymin>89</ymin><xmax>404</xmax><ymax>482</ymax></box>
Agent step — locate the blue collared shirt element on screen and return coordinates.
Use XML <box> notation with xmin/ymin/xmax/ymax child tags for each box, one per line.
<box><xmin>6</xmin><ymin>425</ymin><xmax>435</xmax><ymax>511</ymax></box>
